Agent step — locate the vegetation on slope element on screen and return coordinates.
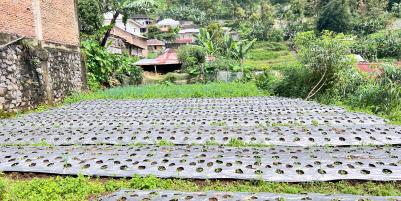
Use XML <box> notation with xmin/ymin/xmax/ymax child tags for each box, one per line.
<box><xmin>0</xmin><ymin>174</ymin><xmax>400</xmax><ymax>201</ymax></box>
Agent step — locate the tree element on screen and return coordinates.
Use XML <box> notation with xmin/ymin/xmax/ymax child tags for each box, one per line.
<box><xmin>317</xmin><ymin>0</ymin><xmax>353</xmax><ymax>33</ymax></box>
<box><xmin>100</xmin><ymin>0</ymin><xmax>157</xmax><ymax>47</ymax></box>
<box><xmin>146</xmin><ymin>25</ymin><xmax>179</xmax><ymax>41</ymax></box>
<box><xmin>77</xmin><ymin>0</ymin><xmax>103</xmax><ymax>36</ymax></box>
<box><xmin>177</xmin><ymin>45</ymin><xmax>208</xmax><ymax>82</ymax></box>
<box><xmin>294</xmin><ymin>31</ymin><xmax>353</xmax><ymax>100</ymax></box>
<box><xmin>195</xmin><ymin>28</ymin><xmax>219</xmax><ymax>56</ymax></box>
<box><xmin>350</xmin><ymin>0</ymin><xmax>391</xmax><ymax>35</ymax></box>
<box><xmin>232</xmin><ymin>39</ymin><xmax>257</xmax><ymax>75</ymax></box>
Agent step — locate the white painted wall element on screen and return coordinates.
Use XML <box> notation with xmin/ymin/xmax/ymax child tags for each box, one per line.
<box><xmin>104</xmin><ymin>12</ymin><xmax>143</xmax><ymax>36</ymax></box>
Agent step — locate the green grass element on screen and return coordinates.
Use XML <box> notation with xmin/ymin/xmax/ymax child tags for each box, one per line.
<box><xmin>326</xmin><ymin>101</ymin><xmax>401</xmax><ymax>126</ymax></box>
<box><xmin>244</xmin><ymin>41</ymin><xmax>297</xmax><ymax>71</ymax></box>
<box><xmin>64</xmin><ymin>82</ymin><xmax>267</xmax><ymax>103</ymax></box>
<box><xmin>0</xmin><ymin>174</ymin><xmax>399</xmax><ymax>201</ymax></box>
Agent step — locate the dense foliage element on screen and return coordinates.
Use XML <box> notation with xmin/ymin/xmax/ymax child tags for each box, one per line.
<box><xmin>177</xmin><ymin>45</ymin><xmax>211</xmax><ymax>82</ymax></box>
<box><xmin>256</xmin><ymin>31</ymin><xmax>401</xmax><ymax>123</ymax></box>
<box><xmin>352</xmin><ymin>30</ymin><xmax>401</xmax><ymax>61</ymax></box>
<box><xmin>317</xmin><ymin>0</ymin><xmax>352</xmax><ymax>33</ymax></box>
<box><xmin>146</xmin><ymin>25</ymin><xmax>180</xmax><ymax>41</ymax></box>
<box><xmin>81</xmin><ymin>40</ymin><xmax>143</xmax><ymax>90</ymax></box>
<box><xmin>77</xmin><ymin>0</ymin><xmax>103</xmax><ymax>36</ymax></box>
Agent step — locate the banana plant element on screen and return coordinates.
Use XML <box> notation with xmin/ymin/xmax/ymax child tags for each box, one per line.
<box><xmin>195</xmin><ymin>28</ymin><xmax>219</xmax><ymax>56</ymax></box>
<box><xmin>232</xmin><ymin>38</ymin><xmax>257</xmax><ymax>75</ymax></box>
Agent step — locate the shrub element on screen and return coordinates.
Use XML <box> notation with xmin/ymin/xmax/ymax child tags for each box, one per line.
<box><xmin>0</xmin><ymin>177</ymin><xmax>5</xmax><ymax>200</ymax></box>
<box><xmin>352</xmin><ymin>30</ymin><xmax>401</xmax><ymax>61</ymax></box>
<box><xmin>294</xmin><ymin>31</ymin><xmax>354</xmax><ymax>99</ymax></box>
<box><xmin>345</xmin><ymin>65</ymin><xmax>401</xmax><ymax>116</ymax></box>
<box><xmin>81</xmin><ymin>40</ymin><xmax>143</xmax><ymax>90</ymax></box>
<box><xmin>352</xmin><ymin>14</ymin><xmax>392</xmax><ymax>36</ymax></box>
<box><xmin>266</xmin><ymin>29</ymin><xmax>285</xmax><ymax>42</ymax></box>
<box><xmin>271</xmin><ymin>66</ymin><xmax>313</xmax><ymax>98</ymax></box>
<box><xmin>317</xmin><ymin>0</ymin><xmax>353</xmax><ymax>33</ymax></box>
<box><xmin>177</xmin><ymin>45</ymin><xmax>209</xmax><ymax>82</ymax></box>
<box><xmin>206</xmin><ymin>57</ymin><xmax>239</xmax><ymax>71</ymax></box>
<box><xmin>255</xmin><ymin>70</ymin><xmax>280</xmax><ymax>93</ymax></box>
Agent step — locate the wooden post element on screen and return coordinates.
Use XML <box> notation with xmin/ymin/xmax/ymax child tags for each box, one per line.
<box><xmin>154</xmin><ymin>65</ymin><xmax>157</xmax><ymax>74</ymax></box>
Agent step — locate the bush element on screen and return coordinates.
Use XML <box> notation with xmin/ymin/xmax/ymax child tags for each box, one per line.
<box><xmin>206</xmin><ymin>57</ymin><xmax>239</xmax><ymax>71</ymax></box>
<box><xmin>266</xmin><ymin>29</ymin><xmax>285</xmax><ymax>42</ymax></box>
<box><xmin>0</xmin><ymin>177</ymin><xmax>5</xmax><ymax>200</ymax></box>
<box><xmin>352</xmin><ymin>14</ymin><xmax>392</xmax><ymax>36</ymax></box>
<box><xmin>177</xmin><ymin>45</ymin><xmax>209</xmax><ymax>82</ymax></box>
<box><xmin>360</xmin><ymin>64</ymin><xmax>401</xmax><ymax>114</ymax></box>
<box><xmin>294</xmin><ymin>31</ymin><xmax>354</xmax><ymax>99</ymax></box>
<box><xmin>316</xmin><ymin>0</ymin><xmax>353</xmax><ymax>33</ymax></box>
<box><xmin>262</xmin><ymin>65</ymin><xmax>314</xmax><ymax>98</ymax></box>
<box><xmin>81</xmin><ymin>40</ymin><xmax>143</xmax><ymax>90</ymax></box>
<box><xmin>352</xmin><ymin>30</ymin><xmax>401</xmax><ymax>61</ymax></box>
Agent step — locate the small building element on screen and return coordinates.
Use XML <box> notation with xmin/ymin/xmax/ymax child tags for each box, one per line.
<box><xmin>135</xmin><ymin>49</ymin><xmax>181</xmax><ymax>74</ymax></box>
<box><xmin>178</xmin><ymin>28</ymin><xmax>200</xmax><ymax>40</ymax></box>
<box><xmin>131</xmin><ymin>15</ymin><xmax>154</xmax><ymax>34</ymax></box>
<box><xmin>104</xmin><ymin>13</ymin><xmax>145</xmax><ymax>37</ymax></box>
<box><xmin>157</xmin><ymin>19</ymin><xmax>180</xmax><ymax>32</ymax></box>
<box><xmin>104</xmin><ymin>13</ymin><xmax>148</xmax><ymax>57</ymax></box>
<box><xmin>135</xmin><ymin>48</ymin><xmax>215</xmax><ymax>74</ymax></box>
<box><xmin>108</xmin><ymin>27</ymin><xmax>148</xmax><ymax>57</ymax></box>
<box><xmin>223</xmin><ymin>27</ymin><xmax>240</xmax><ymax>41</ymax></box>
<box><xmin>180</xmin><ymin>21</ymin><xmax>199</xmax><ymax>29</ymax></box>
<box><xmin>166</xmin><ymin>38</ymin><xmax>194</xmax><ymax>49</ymax></box>
<box><xmin>147</xmin><ymin>39</ymin><xmax>165</xmax><ymax>52</ymax></box>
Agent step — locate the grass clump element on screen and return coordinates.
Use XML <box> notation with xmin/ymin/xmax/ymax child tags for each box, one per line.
<box><xmin>156</xmin><ymin>140</ymin><xmax>175</xmax><ymax>146</ymax></box>
<box><xmin>0</xmin><ymin>175</ymin><xmax>400</xmax><ymax>201</ymax></box>
<box><xmin>64</xmin><ymin>82</ymin><xmax>267</xmax><ymax>103</ymax></box>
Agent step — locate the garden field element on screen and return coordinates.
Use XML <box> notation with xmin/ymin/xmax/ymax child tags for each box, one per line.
<box><xmin>0</xmin><ymin>83</ymin><xmax>400</xmax><ymax>200</ymax></box>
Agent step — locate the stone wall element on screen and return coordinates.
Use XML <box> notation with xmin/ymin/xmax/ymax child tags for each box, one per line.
<box><xmin>0</xmin><ymin>36</ymin><xmax>86</xmax><ymax>113</ymax></box>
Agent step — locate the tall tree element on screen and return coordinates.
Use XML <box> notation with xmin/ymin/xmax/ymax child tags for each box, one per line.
<box><xmin>78</xmin><ymin>0</ymin><xmax>103</xmax><ymax>36</ymax></box>
<box><xmin>317</xmin><ymin>0</ymin><xmax>353</xmax><ymax>33</ymax></box>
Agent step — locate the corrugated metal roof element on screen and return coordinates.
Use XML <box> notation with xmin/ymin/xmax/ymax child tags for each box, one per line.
<box><xmin>147</xmin><ymin>39</ymin><xmax>165</xmax><ymax>46</ymax></box>
<box><xmin>178</xmin><ymin>28</ymin><xmax>200</xmax><ymax>34</ymax></box>
<box><xmin>135</xmin><ymin>49</ymin><xmax>180</xmax><ymax>66</ymax></box>
<box><xmin>175</xmin><ymin>38</ymin><xmax>194</xmax><ymax>44</ymax></box>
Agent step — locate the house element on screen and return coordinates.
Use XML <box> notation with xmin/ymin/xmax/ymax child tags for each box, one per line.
<box><xmin>135</xmin><ymin>48</ymin><xmax>215</xmax><ymax>74</ymax></box>
<box><xmin>134</xmin><ymin>49</ymin><xmax>181</xmax><ymax>74</ymax></box>
<box><xmin>131</xmin><ymin>15</ymin><xmax>154</xmax><ymax>34</ymax></box>
<box><xmin>0</xmin><ymin>0</ymin><xmax>85</xmax><ymax>112</ymax></box>
<box><xmin>108</xmin><ymin>27</ymin><xmax>148</xmax><ymax>57</ymax></box>
<box><xmin>157</xmin><ymin>19</ymin><xmax>180</xmax><ymax>32</ymax></box>
<box><xmin>104</xmin><ymin>12</ymin><xmax>145</xmax><ymax>37</ymax></box>
<box><xmin>166</xmin><ymin>38</ymin><xmax>194</xmax><ymax>49</ymax></box>
<box><xmin>104</xmin><ymin>13</ymin><xmax>148</xmax><ymax>57</ymax></box>
<box><xmin>180</xmin><ymin>21</ymin><xmax>199</xmax><ymax>29</ymax></box>
<box><xmin>223</xmin><ymin>27</ymin><xmax>241</xmax><ymax>41</ymax></box>
<box><xmin>147</xmin><ymin>39</ymin><xmax>165</xmax><ymax>52</ymax></box>
<box><xmin>178</xmin><ymin>28</ymin><xmax>200</xmax><ymax>40</ymax></box>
